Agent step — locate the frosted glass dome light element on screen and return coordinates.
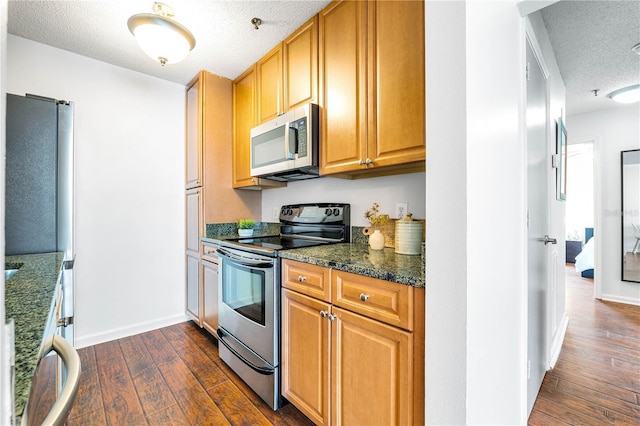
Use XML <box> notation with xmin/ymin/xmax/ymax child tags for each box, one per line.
<box><xmin>128</xmin><ymin>2</ymin><xmax>196</xmax><ymax>66</ymax></box>
<box><xmin>607</xmin><ymin>84</ymin><xmax>640</xmax><ymax>104</ymax></box>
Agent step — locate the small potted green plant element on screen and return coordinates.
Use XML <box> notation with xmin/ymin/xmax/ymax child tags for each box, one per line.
<box><xmin>237</xmin><ymin>219</ymin><xmax>256</xmax><ymax>237</ymax></box>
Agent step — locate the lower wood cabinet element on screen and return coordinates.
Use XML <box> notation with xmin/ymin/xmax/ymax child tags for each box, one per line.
<box><xmin>201</xmin><ymin>242</ymin><xmax>219</xmax><ymax>335</ymax></box>
<box><xmin>281</xmin><ymin>259</ymin><xmax>424</xmax><ymax>426</ymax></box>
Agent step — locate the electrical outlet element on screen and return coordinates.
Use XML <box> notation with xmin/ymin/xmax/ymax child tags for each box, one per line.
<box><xmin>395</xmin><ymin>202</ymin><xmax>408</xmax><ymax>219</ymax></box>
<box><xmin>273</xmin><ymin>207</ymin><xmax>279</xmax><ymax>219</ymax></box>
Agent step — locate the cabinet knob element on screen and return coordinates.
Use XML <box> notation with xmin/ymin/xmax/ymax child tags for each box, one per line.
<box><xmin>298</xmin><ymin>275</ymin><xmax>306</xmax><ymax>282</ymax></box>
<box><xmin>365</xmin><ymin>158</ymin><xmax>373</xmax><ymax>165</ymax></box>
<box><xmin>320</xmin><ymin>310</ymin><xmax>328</xmax><ymax>318</ymax></box>
<box><xmin>360</xmin><ymin>293</ymin><xmax>370</xmax><ymax>302</ymax></box>
<box><xmin>359</xmin><ymin>159</ymin><xmax>365</xmax><ymax>165</ymax></box>
<box><xmin>328</xmin><ymin>314</ymin><xmax>337</xmax><ymax>322</ymax></box>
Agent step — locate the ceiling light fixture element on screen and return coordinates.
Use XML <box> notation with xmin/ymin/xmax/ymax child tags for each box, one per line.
<box><xmin>128</xmin><ymin>2</ymin><xmax>196</xmax><ymax>66</ymax></box>
<box><xmin>607</xmin><ymin>84</ymin><xmax>640</xmax><ymax>104</ymax></box>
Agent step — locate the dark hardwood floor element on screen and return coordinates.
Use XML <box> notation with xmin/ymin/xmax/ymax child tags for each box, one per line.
<box><xmin>32</xmin><ymin>321</ymin><xmax>314</xmax><ymax>425</ymax></box>
<box><xmin>30</xmin><ymin>263</ymin><xmax>639</xmax><ymax>425</ymax></box>
<box><xmin>528</xmin><ymin>265</ymin><xmax>640</xmax><ymax>425</ymax></box>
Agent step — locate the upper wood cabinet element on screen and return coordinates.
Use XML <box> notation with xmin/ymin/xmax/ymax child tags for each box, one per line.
<box><xmin>186</xmin><ymin>76</ymin><xmax>202</xmax><ymax>189</ymax></box>
<box><xmin>319</xmin><ymin>0</ymin><xmax>425</xmax><ymax>177</ymax></box>
<box><xmin>284</xmin><ymin>16</ymin><xmax>319</xmax><ymax>111</ymax></box>
<box><xmin>318</xmin><ymin>0</ymin><xmax>368</xmax><ymax>176</ymax></box>
<box><xmin>257</xmin><ymin>45</ymin><xmax>283</xmax><ymax>123</ymax></box>
<box><xmin>232</xmin><ymin>66</ymin><xmax>287</xmax><ymax>189</ymax></box>
<box><xmin>232</xmin><ymin>66</ymin><xmax>256</xmax><ymax>188</ymax></box>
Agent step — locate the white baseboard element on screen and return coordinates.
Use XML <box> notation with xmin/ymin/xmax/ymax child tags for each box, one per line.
<box><xmin>75</xmin><ymin>313</ymin><xmax>190</xmax><ymax>349</ymax></box>
<box><xmin>548</xmin><ymin>314</ymin><xmax>569</xmax><ymax>370</ymax></box>
<box><xmin>600</xmin><ymin>293</ymin><xmax>640</xmax><ymax>307</ymax></box>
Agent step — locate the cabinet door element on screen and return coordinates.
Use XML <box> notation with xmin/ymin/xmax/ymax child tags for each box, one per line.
<box><xmin>202</xmin><ymin>258</ymin><xmax>218</xmax><ymax>335</ymax></box>
<box><xmin>257</xmin><ymin>45</ymin><xmax>283</xmax><ymax>123</ymax></box>
<box><xmin>186</xmin><ymin>252</ymin><xmax>201</xmax><ymax>325</ymax></box>
<box><xmin>284</xmin><ymin>16</ymin><xmax>318</xmax><ymax>111</ymax></box>
<box><xmin>331</xmin><ymin>306</ymin><xmax>412</xmax><ymax>426</ymax></box>
<box><xmin>367</xmin><ymin>0</ymin><xmax>425</xmax><ymax>168</ymax></box>
<box><xmin>186</xmin><ymin>75</ymin><xmax>202</xmax><ymax>189</ymax></box>
<box><xmin>185</xmin><ymin>188</ymin><xmax>201</xmax><ymax>253</ymax></box>
<box><xmin>281</xmin><ymin>289</ymin><xmax>330</xmax><ymax>426</ymax></box>
<box><xmin>232</xmin><ymin>66</ymin><xmax>257</xmax><ymax>188</ymax></box>
<box><xmin>319</xmin><ymin>0</ymin><xmax>368</xmax><ymax>175</ymax></box>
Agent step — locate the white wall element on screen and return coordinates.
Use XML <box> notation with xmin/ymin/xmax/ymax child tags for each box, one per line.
<box><xmin>465</xmin><ymin>2</ymin><xmax>526</xmax><ymax>423</ymax></box>
<box><xmin>7</xmin><ymin>35</ymin><xmax>187</xmax><ymax>347</ymax></box>
<box><xmin>425</xmin><ymin>1</ymin><xmax>527</xmax><ymax>424</ymax></box>
<box><xmin>260</xmin><ymin>172</ymin><xmax>425</xmax><ymax>225</ymax></box>
<box><xmin>424</xmin><ymin>1</ymin><xmax>467</xmax><ymax>423</ymax></box>
<box><xmin>567</xmin><ymin>104</ymin><xmax>640</xmax><ymax>305</ymax></box>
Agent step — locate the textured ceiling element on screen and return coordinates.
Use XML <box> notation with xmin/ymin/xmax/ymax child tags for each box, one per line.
<box><xmin>8</xmin><ymin>1</ymin><xmax>639</xmax><ymax>116</ymax></box>
<box><xmin>8</xmin><ymin>0</ymin><xmax>332</xmax><ymax>85</ymax></box>
<box><xmin>540</xmin><ymin>1</ymin><xmax>640</xmax><ymax>116</ymax></box>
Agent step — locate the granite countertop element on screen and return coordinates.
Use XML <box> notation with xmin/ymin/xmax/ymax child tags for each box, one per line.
<box><xmin>5</xmin><ymin>252</ymin><xmax>65</xmax><ymax>416</ymax></box>
<box><xmin>280</xmin><ymin>243</ymin><xmax>425</xmax><ymax>288</ymax></box>
<box><xmin>202</xmin><ymin>222</ymin><xmax>425</xmax><ymax>287</ymax></box>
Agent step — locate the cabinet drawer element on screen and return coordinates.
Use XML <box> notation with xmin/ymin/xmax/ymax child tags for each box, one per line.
<box><xmin>282</xmin><ymin>259</ymin><xmax>331</xmax><ymax>302</ymax></box>
<box><xmin>202</xmin><ymin>242</ymin><xmax>219</xmax><ymax>263</ymax></box>
<box><xmin>332</xmin><ymin>270</ymin><xmax>413</xmax><ymax>330</ymax></box>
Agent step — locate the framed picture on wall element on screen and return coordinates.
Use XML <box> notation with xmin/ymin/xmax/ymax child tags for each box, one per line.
<box><xmin>555</xmin><ymin>118</ymin><xmax>567</xmax><ymax>201</ymax></box>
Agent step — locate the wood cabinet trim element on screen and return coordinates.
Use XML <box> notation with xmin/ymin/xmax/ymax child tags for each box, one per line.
<box><xmin>331</xmin><ymin>268</ymin><xmax>413</xmax><ymax>330</ymax></box>
<box><xmin>282</xmin><ymin>259</ymin><xmax>331</xmax><ymax>303</ymax></box>
<box><xmin>257</xmin><ymin>44</ymin><xmax>283</xmax><ymax>123</ymax></box>
<box><xmin>283</xmin><ymin>15</ymin><xmax>319</xmax><ymax>111</ymax></box>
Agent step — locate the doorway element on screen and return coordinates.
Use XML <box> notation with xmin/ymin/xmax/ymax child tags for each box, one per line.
<box><xmin>565</xmin><ymin>141</ymin><xmax>596</xmax><ymax>294</ymax></box>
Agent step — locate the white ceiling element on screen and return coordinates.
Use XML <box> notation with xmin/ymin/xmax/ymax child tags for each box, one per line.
<box><xmin>540</xmin><ymin>0</ymin><xmax>640</xmax><ymax>116</ymax></box>
<box><xmin>7</xmin><ymin>1</ymin><xmax>639</xmax><ymax>117</ymax></box>
<box><xmin>8</xmin><ymin>0</ymin><xmax>332</xmax><ymax>85</ymax></box>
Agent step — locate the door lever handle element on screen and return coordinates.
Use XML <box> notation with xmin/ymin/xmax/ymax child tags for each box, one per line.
<box><xmin>543</xmin><ymin>235</ymin><xmax>557</xmax><ymax>245</ymax></box>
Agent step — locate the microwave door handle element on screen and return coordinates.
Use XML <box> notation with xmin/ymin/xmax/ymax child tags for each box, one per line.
<box><xmin>287</xmin><ymin>125</ymin><xmax>298</xmax><ymax>160</ymax></box>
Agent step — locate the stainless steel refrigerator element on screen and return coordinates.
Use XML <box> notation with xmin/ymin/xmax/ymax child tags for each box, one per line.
<box><xmin>5</xmin><ymin>93</ymin><xmax>75</xmax><ymax>345</ymax></box>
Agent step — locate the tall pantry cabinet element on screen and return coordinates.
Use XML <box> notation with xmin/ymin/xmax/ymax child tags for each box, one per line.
<box><xmin>185</xmin><ymin>70</ymin><xmax>261</xmax><ymax>330</ymax></box>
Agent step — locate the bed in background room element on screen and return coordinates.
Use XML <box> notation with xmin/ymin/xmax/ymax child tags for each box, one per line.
<box><xmin>575</xmin><ymin>227</ymin><xmax>594</xmax><ymax>278</ymax></box>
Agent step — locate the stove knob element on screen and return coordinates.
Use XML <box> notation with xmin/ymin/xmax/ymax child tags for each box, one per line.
<box><xmin>325</xmin><ymin>208</ymin><xmax>332</xmax><ymax>216</ymax></box>
<box><xmin>332</xmin><ymin>208</ymin><xmax>340</xmax><ymax>216</ymax></box>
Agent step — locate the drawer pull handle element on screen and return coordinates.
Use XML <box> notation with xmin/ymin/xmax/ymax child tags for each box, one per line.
<box><xmin>360</xmin><ymin>293</ymin><xmax>370</xmax><ymax>302</ymax></box>
<box><xmin>298</xmin><ymin>275</ymin><xmax>306</xmax><ymax>282</ymax></box>
<box><xmin>320</xmin><ymin>310</ymin><xmax>328</xmax><ymax>318</ymax></box>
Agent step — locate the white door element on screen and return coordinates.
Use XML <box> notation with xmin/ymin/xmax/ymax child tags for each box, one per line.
<box><xmin>526</xmin><ymin>40</ymin><xmax>550</xmax><ymax>415</ymax></box>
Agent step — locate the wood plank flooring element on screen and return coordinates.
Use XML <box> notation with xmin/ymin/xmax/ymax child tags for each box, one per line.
<box><xmin>31</xmin><ymin>263</ymin><xmax>639</xmax><ymax>425</ymax></box>
<box><xmin>53</xmin><ymin>322</ymin><xmax>314</xmax><ymax>425</ymax></box>
<box><xmin>528</xmin><ymin>265</ymin><xmax>640</xmax><ymax>425</ymax></box>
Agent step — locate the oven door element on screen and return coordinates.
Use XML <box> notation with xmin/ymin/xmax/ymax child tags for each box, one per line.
<box><xmin>217</xmin><ymin>246</ymin><xmax>279</xmax><ymax>366</ymax></box>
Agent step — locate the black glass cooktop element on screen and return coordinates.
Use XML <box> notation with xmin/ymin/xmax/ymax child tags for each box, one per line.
<box><xmin>231</xmin><ymin>236</ymin><xmax>330</xmax><ymax>251</ymax></box>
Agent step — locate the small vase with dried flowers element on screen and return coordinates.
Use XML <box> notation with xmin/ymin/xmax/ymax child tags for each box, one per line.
<box><xmin>363</xmin><ymin>203</ymin><xmax>389</xmax><ymax>250</ymax></box>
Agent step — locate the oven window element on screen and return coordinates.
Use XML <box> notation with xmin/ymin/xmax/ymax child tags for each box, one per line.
<box><xmin>221</xmin><ymin>261</ymin><xmax>266</xmax><ymax>326</ymax></box>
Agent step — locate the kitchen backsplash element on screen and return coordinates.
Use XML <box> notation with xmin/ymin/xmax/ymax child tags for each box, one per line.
<box><xmin>206</xmin><ymin>222</ymin><xmax>281</xmax><ymax>238</ymax></box>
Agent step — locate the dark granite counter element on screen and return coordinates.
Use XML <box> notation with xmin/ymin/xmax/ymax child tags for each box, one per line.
<box><xmin>5</xmin><ymin>252</ymin><xmax>65</xmax><ymax>416</ymax></box>
<box><xmin>282</xmin><ymin>243</ymin><xmax>424</xmax><ymax>287</ymax></box>
<box><xmin>202</xmin><ymin>223</ymin><xmax>424</xmax><ymax>287</ymax></box>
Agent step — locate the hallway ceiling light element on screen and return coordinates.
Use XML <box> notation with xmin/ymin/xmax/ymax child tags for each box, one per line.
<box><xmin>607</xmin><ymin>84</ymin><xmax>640</xmax><ymax>104</ymax></box>
<box><xmin>128</xmin><ymin>2</ymin><xmax>196</xmax><ymax>66</ymax></box>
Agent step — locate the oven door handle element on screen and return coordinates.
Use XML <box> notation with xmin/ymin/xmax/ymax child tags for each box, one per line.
<box><xmin>216</xmin><ymin>248</ymin><xmax>274</xmax><ymax>269</ymax></box>
<box><xmin>216</xmin><ymin>328</ymin><xmax>275</xmax><ymax>376</ymax></box>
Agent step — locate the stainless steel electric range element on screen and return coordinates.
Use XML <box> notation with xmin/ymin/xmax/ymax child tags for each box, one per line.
<box><xmin>216</xmin><ymin>203</ymin><xmax>350</xmax><ymax>410</ymax></box>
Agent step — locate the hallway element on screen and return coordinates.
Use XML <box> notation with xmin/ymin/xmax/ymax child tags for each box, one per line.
<box><xmin>528</xmin><ymin>265</ymin><xmax>640</xmax><ymax>424</ymax></box>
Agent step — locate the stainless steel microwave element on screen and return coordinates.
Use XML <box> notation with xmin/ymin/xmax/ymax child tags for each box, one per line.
<box><xmin>250</xmin><ymin>103</ymin><xmax>319</xmax><ymax>181</ymax></box>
